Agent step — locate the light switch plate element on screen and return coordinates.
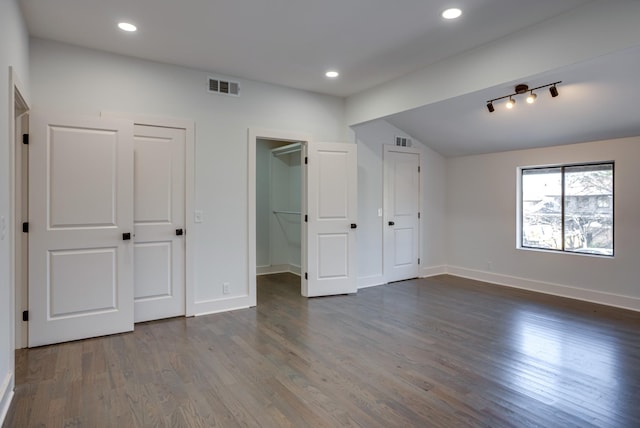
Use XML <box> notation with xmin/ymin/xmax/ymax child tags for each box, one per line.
<box><xmin>194</xmin><ymin>210</ymin><xmax>203</xmax><ymax>223</ymax></box>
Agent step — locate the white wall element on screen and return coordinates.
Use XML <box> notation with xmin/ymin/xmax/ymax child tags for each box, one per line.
<box><xmin>353</xmin><ymin>119</ymin><xmax>447</xmax><ymax>288</ymax></box>
<box><xmin>29</xmin><ymin>38</ymin><xmax>347</xmax><ymax>314</ymax></box>
<box><xmin>0</xmin><ymin>0</ymin><xmax>29</xmax><ymax>422</ymax></box>
<box><xmin>446</xmin><ymin>136</ymin><xmax>640</xmax><ymax>311</ymax></box>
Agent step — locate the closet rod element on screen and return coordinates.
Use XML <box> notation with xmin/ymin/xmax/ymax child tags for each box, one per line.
<box><xmin>272</xmin><ymin>142</ymin><xmax>301</xmax><ymax>157</ymax></box>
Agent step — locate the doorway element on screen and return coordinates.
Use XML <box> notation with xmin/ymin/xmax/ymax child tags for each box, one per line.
<box><xmin>255</xmin><ymin>138</ymin><xmax>304</xmax><ymax>291</ymax></box>
<box><xmin>248</xmin><ymin>129</ymin><xmax>359</xmax><ymax>302</ymax></box>
<box><xmin>257</xmin><ymin>139</ymin><xmax>303</xmax><ymax>276</ymax></box>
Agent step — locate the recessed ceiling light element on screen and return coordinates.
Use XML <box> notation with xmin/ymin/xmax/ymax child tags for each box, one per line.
<box><xmin>118</xmin><ymin>22</ymin><xmax>137</xmax><ymax>32</ymax></box>
<box><xmin>442</xmin><ymin>8</ymin><xmax>462</xmax><ymax>20</ymax></box>
<box><xmin>325</xmin><ymin>70</ymin><xmax>339</xmax><ymax>78</ymax></box>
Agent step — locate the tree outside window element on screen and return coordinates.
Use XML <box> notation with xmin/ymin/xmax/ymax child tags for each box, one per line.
<box><xmin>521</xmin><ymin>163</ymin><xmax>613</xmax><ymax>256</ymax></box>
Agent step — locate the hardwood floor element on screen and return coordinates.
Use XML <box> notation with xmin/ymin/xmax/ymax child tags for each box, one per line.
<box><xmin>4</xmin><ymin>274</ymin><xmax>640</xmax><ymax>427</ymax></box>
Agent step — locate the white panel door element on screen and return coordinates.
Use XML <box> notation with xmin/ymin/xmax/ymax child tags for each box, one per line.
<box><xmin>384</xmin><ymin>146</ymin><xmax>420</xmax><ymax>283</ymax></box>
<box><xmin>133</xmin><ymin>125</ymin><xmax>185</xmax><ymax>323</ymax></box>
<box><xmin>305</xmin><ymin>142</ymin><xmax>357</xmax><ymax>297</ymax></box>
<box><xmin>29</xmin><ymin>112</ymin><xmax>134</xmax><ymax>347</ymax></box>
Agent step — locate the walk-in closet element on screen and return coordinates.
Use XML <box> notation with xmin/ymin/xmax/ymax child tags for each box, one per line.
<box><xmin>255</xmin><ymin>139</ymin><xmax>302</xmax><ymax>279</ymax></box>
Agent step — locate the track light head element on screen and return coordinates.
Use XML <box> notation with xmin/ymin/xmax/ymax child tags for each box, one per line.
<box><xmin>550</xmin><ymin>85</ymin><xmax>559</xmax><ymax>97</ymax></box>
<box><xmin>506</xmin><ymin>97</ymin><xmax>515</xmax><ymax>109</ymax></box>
<box><xmin>526</xmin><ymin>91</ymin><xmax>537</xmax><ymax>104</ymax></box>
<box><xmin>487</xmin><ymin>102</ymin><xmax>495</xmax><ymax>113</ymax></box>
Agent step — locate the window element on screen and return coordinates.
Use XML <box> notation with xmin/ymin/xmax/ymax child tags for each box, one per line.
<box><xmin>520</xmin><ymin>163</ymin><xmax>613</xmax><ymax>256</ymax></box>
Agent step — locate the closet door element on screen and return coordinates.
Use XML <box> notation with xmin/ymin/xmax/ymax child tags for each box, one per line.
<box><xmin>304</xmin><ymin>142</ymin><xmax>358</xmax><ymax>297</ymax></box>
<box><xmin>29</xmin><ymin>112</ymin><xmax>134</xmax><ymax>347</ymax></box>
<box><xmin>383</xmin><ymin>146</ymin><xmax>420</xmax><ymax>282</ymax></box>
<box><xmin>133</xmin><ymin>124</ymin><xmax>185</xmax><ymax>323</ymax></box>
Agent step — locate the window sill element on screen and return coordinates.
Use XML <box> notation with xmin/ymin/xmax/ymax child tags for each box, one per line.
<box><xmin>517</xmin><ymin>246</ymin><xmax>614</xmax><ymax>258</ymax></box>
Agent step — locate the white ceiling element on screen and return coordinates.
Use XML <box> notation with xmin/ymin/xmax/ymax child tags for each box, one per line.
<box><xmin>20</xmin><ymin>0</ymin><xmax>591</xmax><ymax>97</ymax></box>
<box><xmin>19</xmin><ymin>0</ymin><xmax>640</xmax><ymax>157</ymax></box>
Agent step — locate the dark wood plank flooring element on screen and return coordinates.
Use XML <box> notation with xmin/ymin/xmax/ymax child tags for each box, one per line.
<box><xmin>4</xmin><ymin>274</ymin><xmax>640</xmax><ymax>427</ymax></box>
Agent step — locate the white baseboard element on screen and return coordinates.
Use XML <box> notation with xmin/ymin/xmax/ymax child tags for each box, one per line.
<box><xmin>0</xmin><ymin>371</ymin><xmax>14</xmax><ymax>426</ymax></box>
<box><xmin>421</xmin><ymin>265</ymin><xmax>447</xmax><ymax>278</ymax></box>
<box><xmin>192</xmin><ymin>294</ymin><xmax>253</xmax><ymax>316</ymax></box>
<box><xmin>289</xmin><ymin>264</ymin><xmax>301</xmax><ymax>276</ymax></box>
<box><xmin>357</xmin><ymin>265</ymin><xmax>447</xmax><ymax>289</ymax></box>
<box><xmin>358</xmin><ymin>275</ymin><xmax>385</xmax><ymax>289</ymax></box>
<box><xmin>257</xmin><ymin>264</ymin><xmax>301</xmax><ymax>276</ymax></box>
<box><xmin>446</xmin><ymin>265</ymin><xmax>640</xmax><ymax>312</ymax></box>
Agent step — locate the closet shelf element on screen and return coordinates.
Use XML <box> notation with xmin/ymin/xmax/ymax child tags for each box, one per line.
<box><xmin>272</xmin><ymin>143</ymin><xmax>302</xmax><ymax>157</ymax></box>
<box><xmin>273</xmin><ymin>210</ymin><xmax>302</xmax><ymax>215</ymax></box>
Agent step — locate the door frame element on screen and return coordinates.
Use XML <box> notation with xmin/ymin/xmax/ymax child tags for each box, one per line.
<box><xmin>102</xmin><ymin>111</ymin><xmax>196</xmax><ymax>316</ymax></box>
<box><xmin>10</xmin><ymin>67</ymin><xmax>30</xmax><ymax>351</ymax></box>
<box><xmin>248</xmin><ymin>128</ymin><xmax>312</xmax><ymax>302</ymax></box>
<box><xmin>382</xmin><ymin>144</ymin><xmax>422</xmax><ymax>283</ymax></box>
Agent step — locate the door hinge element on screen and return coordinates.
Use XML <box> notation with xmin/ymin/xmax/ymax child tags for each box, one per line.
<box><xmin>22</xmin><ymin>310</ymin><xmax>29</xmax><ymax>322</ymax></box>
<box><xmin>22</xmin><ymin>134</ymin><xmax>29</xmax><ymax>145</ymax></box>
<box><xmin>22</xmin><ymin>222</ymin><xmax>29</xmax><ymax>233</ymax></box>
<box><xmin>304</xmin><ymin>157</ymin><xmax>308</xmax><ymax>165</ymax></box>
<box><xmin>418</xmin><ymin>212</ymin><xmax>421</xmax><ymax>219</ymax></box>
<box><xmin>304</xmin><ymin>214</ymin><xmax>308</xmax><ymax>222</ymax></box>
<box><xmin>305</xmin><ymin>272</ymin><xmax>308</xmax><ymax>280</ymax></box>
<box><xmin>418</xmin><ymin>258</ymin><xmax>421</xmax><ymax>265</ymax></box>
<box><xmin>418</xmin><ymin>166</ymin><xmax>420</xmax><ymax>173</ymax></box>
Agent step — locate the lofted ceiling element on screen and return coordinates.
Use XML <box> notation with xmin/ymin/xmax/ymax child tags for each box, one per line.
<box><xmin>19</xmin><ymin>0</ymin><xmax>640</xmax><ymax>157</ymax></box>
<box><xmin>386</xmin><ymin>45</ymin><xmax>640</xmax><ymax>157</ymax></box>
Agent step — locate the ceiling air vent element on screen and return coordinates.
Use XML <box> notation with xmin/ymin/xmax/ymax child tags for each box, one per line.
<box><xmin>395</xmin><ymin>136</ymin><xmax>412</xmax><ymax>147</ymax></box>
<box><xmin>208</xmin><ymin>77</ymin><xmax>240</xmax><ymax>96</ymax></box>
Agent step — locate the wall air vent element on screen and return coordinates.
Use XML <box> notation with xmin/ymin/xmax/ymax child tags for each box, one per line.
<box><xmin>395</xmin><ymin>136</ymin><xmax>412</xmax><ymax>147</ymax></box>
<box><xmin>208</xmin><ymin>77</ymin><xmax>240</xmax><ymax>96</ymax></box>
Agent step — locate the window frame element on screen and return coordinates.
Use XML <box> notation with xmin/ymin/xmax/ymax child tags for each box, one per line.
<box><xmin>518</xmin><ymin>161</ymin><xmax>615</xmax><ymax>257</ymax></box>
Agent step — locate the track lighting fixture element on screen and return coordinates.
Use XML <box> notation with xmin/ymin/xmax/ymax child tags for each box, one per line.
<box><xmin>486</xmin><ymin>81</ymin><xmax>561</xmax><ymax>113</ymax></box>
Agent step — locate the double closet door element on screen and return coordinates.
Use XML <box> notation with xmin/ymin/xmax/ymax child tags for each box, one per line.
<box><xmin>28</xmin><ymin>113</ymin><xmax>185</xmax><ymax>347</ymax></box>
